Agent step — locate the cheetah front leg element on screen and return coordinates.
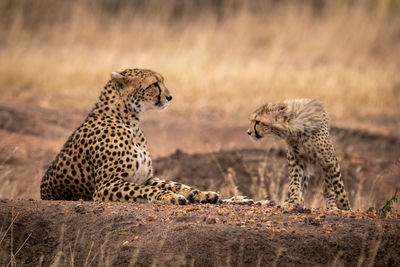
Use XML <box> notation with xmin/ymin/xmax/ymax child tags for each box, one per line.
<box><xmin>93</xmin><ymin>179</ymin><xmax>188</xmax><ymax>205</ymax></box>
<box><xmin>144</xmin><ymin>177</ymin><xmax>219</xmax><ymax>204</ymax></box>
<box><xmin>282</xmin><ymin>151</ymin><xmax>306</xmax><ymax>208</ymax></box>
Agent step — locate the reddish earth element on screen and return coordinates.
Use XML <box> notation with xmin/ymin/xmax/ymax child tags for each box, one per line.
<box><xmin>1</xmin><ymin>200</ymin><xmax>400</xmax><ymax>266</ymax></box>
<box><xmin>0</xmin><ymin>102</ymin><xmax>399</xmax><ymax>266</ymax></box>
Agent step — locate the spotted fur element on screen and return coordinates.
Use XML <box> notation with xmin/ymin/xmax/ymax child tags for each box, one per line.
<box><xmin>247</xmin><ymin>99</ymin><xmax>350</xmax><ymax>210</ymax></box>
<box><xmin>40</xmin><ymin>68</ymin><xmax>219</xmax><ymax>205</ymax></box>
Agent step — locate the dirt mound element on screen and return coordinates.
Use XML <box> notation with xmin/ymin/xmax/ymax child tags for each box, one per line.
<box><xmin>1</xmin><ymin>200</ymin><xmax>399</xmax><ymax>266</ymax></box>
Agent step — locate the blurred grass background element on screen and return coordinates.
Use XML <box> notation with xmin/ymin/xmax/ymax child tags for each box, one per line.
<box><xmin>0</xmin><ymin>0</ymin><xmax>399</xmax><ymax>124</ymax></box>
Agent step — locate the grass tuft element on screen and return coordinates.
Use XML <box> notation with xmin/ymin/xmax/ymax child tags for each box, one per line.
<box><xmin>373</xmin><ymin>189</ymin><xmax>398</xmax><ymax>219</ymax></box>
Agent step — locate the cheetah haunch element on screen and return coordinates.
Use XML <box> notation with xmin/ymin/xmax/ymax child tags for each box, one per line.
<box><xmin>247</xmin><ymin>99</ymin><xmax>350</xmax><ymax>210</ymax></box>
<box><xmin>40</xmin><ymin>68</ymin><xmax>219</xmax><ymax>205</ymax></box>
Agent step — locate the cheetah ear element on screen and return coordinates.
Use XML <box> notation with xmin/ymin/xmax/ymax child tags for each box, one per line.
<box><xmin>111</xmin><ymin>72</ymin><xmax>127</xmax><ymax>84</ymax></box>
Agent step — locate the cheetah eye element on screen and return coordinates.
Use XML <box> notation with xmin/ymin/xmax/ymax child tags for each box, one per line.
<box><xmin>254</xmin><ymin>120</ymin><xmax>260</xmax><ymax>125</ymax></box>
<box><xmin>145</xmin><ymin>82</ymin><xmax>159</xmax><ymax>90</ymax></box>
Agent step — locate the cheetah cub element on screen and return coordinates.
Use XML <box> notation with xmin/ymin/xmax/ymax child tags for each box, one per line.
<box><xmin>247</xmin><ymin>99</ymin><xmax>350</xmax><ymax>210</ymax></box>
<box><xmin>41</xmin><ymin>68</ymin><xmax>219</xmax><ymax>205</ymax></box>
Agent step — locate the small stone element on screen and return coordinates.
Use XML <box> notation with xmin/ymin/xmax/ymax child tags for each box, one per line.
<box><xmin>93</xmin><ymin>205</ymin><xmax>105</xmax><ymax>214</ymax></box>
<box><xmin>206</xmin><ymin>216</ymin><xmax>217</xmax><ymax>224</ymax></box>
<box><xmin>74</xmin><ymin>204</ymin><xmax>85</xmax><ymax>214</ymax></box>
<box><xmin>147</xmin><ymin>214</ymin><xmax>158</xmax><ymax>221</ymax></box>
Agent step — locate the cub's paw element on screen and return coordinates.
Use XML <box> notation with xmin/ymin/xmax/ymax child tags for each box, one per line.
<box><xmin>326</xmin><ymin>204</ymin><xmax>340</xmax><ymax>211</ymax></box>
<box><xmin>188</xmin><ymin>190</ymin><xmax>219</xmax><ymax>204</ymax></box>
<box><xmin>278</xmin><ymin>201</ymin><xmax>302</xmax><ymax>209</ymax></box>
<box><xmin>336</xmin><ymin>199</ymin><xmax>351</xmax><ymax>210</ymax></box>
<box><xmin>220</xmin><ymin>196</ymin><xmax>255</xmax><ymax>205</ymax></box>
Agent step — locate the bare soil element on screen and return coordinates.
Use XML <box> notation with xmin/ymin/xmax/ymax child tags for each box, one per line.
<box><xmin>0</xmin><ymin>102</ymin><xmax>399</xmax><ymax>266</ymax></box>
<box><xmin>1</xmin><ymin>200</ymin><xmax>400</xmax><ymax>266</ymax></box>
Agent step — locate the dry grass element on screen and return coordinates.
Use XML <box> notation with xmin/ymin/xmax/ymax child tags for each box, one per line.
<box><xmin>0</xmin><ymin>144</ymin><xmax>19</xmax><ymax>199</ymax></box>
<box><xmin>0</xmin><ymin>209</ymin><xmax>32</xmax><ymax>267</ymax></box>
<box><xmin>0</xmin><ymin>142</ymin><xmax>43</xmax><ymax>200</ymax></box>
<box><xmin>0</xmin><ymin>0</ymin><xmax>399</xmax><ymax>123</ymax></box>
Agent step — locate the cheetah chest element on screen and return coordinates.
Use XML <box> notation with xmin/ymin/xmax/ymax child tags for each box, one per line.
<box><xmin>129</xmin><ymin>144</ymin><xmax>153</xmax><ymax>184</ymax></box>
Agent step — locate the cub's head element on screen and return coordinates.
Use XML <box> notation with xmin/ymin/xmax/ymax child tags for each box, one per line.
<box><xmin>247</xmin><ymin>102</ymin><xmax>290</xmax><ymax>141</ymax></box>
<box><xmin>110</xmin><ymin>68</ymin><xmax>172</xmax><ymax>111</ymax></box>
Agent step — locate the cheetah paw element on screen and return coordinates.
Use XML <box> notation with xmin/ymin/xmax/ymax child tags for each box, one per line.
<box><xmin>171</xmin><ymin>194</ymin><xmax>189</xmax><ymax>205</ymax></box>
<box><xmin>157</xmin><ymin>193</ymin><xmax>188</xmax><ymax>205</ymax></box>
<box><xmin>220</xmin><ymin>196</ymin><xmax>255</xmax><ymax>205</ymax></box>
<box><xmin>188</xmin><ymin>190</ymin><xmax>219</xmax><ymax>204</ymax></box>
<box><xmin>254</xmin><ymin>199</ymin><xmax>275</xmax><ymax>206</ymax></box>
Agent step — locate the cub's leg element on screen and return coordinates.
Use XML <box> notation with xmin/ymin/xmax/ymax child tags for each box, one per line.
<box><xmin>323</xmin><ymin>176</ymin><xmax>338</xmax><ymax>210</ymax></box>
<box><xmin>145</xmin><ymin>177</ymin><xmax>219</xmax><ymax>204</ymax></box>
<box><xmin>93</xmin><ymin>179</ymin><xmax>188</xmax><ymax>205</ymax></box>
<box><xmin>283</xmin><ymin>150</ymin><xmax>306</xmax><ymax>208</ymax></box>
<box><xmin>324</xmin><ymin>163</ymin><xmax>350</xmax><ymax>210</ymax></box>
<box><xmin>320</xmin><ymin>149</ymin><xmax>351</xmax><ymax>210</ymax></box>
<box><xmin>301</xmin><ymin>174</ymin><xmax>310</xmax><ymax>206</ymax></box>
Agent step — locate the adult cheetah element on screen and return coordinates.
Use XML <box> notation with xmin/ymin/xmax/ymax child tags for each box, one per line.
<box><xmin>247</xmin><ymin>99</ymin><xmax>350</xmax><ymax>210</ymax></box>
<box><xmin>40</xmin><ymin>68</ymin><xmax>219</xmax><ymax>205</ymax></box>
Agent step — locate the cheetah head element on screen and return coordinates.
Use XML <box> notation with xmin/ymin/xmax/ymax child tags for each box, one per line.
<box><xmin>110</xmin><ymin>68</ymin><xmax>172</xmax><ymax>112</ymax></box>
<box><xmin>247</xmin><ymin>102</ymin><xmax>290</xmax><ymax>141</ymax></box>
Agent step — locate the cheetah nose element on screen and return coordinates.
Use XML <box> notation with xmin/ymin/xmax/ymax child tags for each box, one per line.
<box><xmin>166</xmin><ymin>96</ymin><xmax>172</xmax><ymax>101</ymax></box>
<box><xmin>247</xmin><ymin>131</ymin><xmax>252</xmax><ymax>135</ymax></box>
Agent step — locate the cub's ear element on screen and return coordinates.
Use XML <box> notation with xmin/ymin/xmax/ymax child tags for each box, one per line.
<box><xmin>249</xmin><ymin>113</ymin><xmax>258</xmax><ymax>121</ymax></box>
<box><xmin>276</xmin><ymin>103</ymin><xmax>287</xmax><ymax>112</ymax></box>
<box><xmin>111</xmin><ymin>72</ymin><xmax>127</xmax><ymax>84</ymax></box>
